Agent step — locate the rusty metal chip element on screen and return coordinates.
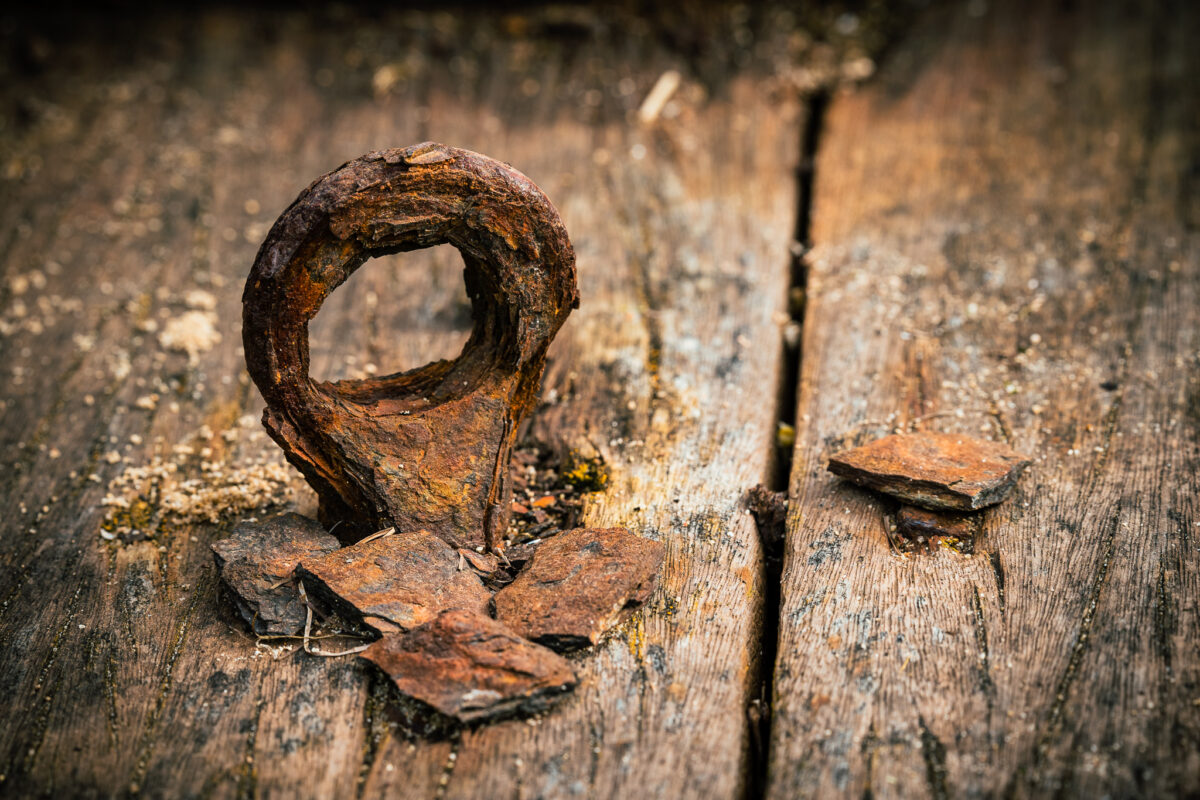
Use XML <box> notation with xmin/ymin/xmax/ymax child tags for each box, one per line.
<box><xmin>297</xmin><ymin>530</ymin><xmax>490</xmax><ymax>635</ymax></box>
<box><xmin>242</xmin><ymin>143</ymin><xmax>578</xmax><ymax>551</ymax></box>
<box><xmin>360</xmin><ymin>608</ymin><xmax>577</xmax><ymax>724</ymax></box>
<box><xmin>895</xmin><ymin>505</ymin><xmax>980</xmax><ymax>554</ymax></box>
<box><xmin>827</xmin><ymin>432</ymin><xmax>1030</xmax><ymax>511</ymax></box>
<box><xmin>492</xmin><ymin>527</ymin><xmax>665</xmax><ymax>651</ymax></box>
<box><xmin>211</xmin><ymin>513</ymin><xmax>340</xmax><ymax>635</ymax></box>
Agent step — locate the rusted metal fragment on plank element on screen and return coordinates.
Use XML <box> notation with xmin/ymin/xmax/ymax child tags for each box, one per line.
<box><xmin>827</xmin><ymin>432</ymin><xmax>1030</xmax><ymax>511</ymax></box>
<box><xmin>895</xmin><ymin>505</ymin><xmax>980</xmax><ymax>554</ymax></box>
<box><xmin>361</xmin><ymin>608</ymin><xmax>577</xmax><ymax>724</ymax></box>
<box><xmin>211</xmin><ymin>512</ymin><xmax>340</xmax><ymax>635</ymax></box>
<box><xmin>297</xmin><ymin>530</ymin><xmax>490</xmax><ymax>635</ymax></box>
<box><xmin>493</xmin><ymin>527</ymin><xmax>665</xmax><ymax>651</ymax></box>
<box><xmin>242</xmin><ymin>143</ymin><xmax>578</xmax><ymax>550</ymax></box>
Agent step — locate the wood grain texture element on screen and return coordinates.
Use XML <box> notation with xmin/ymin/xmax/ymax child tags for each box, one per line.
<box><xmin>768</xmin><ymin>1</ymin><xmax>1200</xmax><ymax>798</ymax></box>
<box><xmin>360</xmin><ymin>15</ymin><xmax>801</xmax><ymax>799</ymax></box>
<box><xmin>0</xmin><ymin>6</ymin><xmax>800</xmax><ymax>797</ymax></box>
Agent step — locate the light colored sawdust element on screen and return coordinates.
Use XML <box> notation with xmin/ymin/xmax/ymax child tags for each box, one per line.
<box><xmin>100</xmin><ymin>423</ymin><xmax>294</xmax><ymax>540</ymax></box>
<box><xmin>159</xmin><ymin>309</ymin><xmax>221</xmax><ymax>364</ymax></box>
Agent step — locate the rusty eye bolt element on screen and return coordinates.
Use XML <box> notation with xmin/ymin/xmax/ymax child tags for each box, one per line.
<box><xmin>242</xmin><ymin>143</ymin><xmax>579</xmax><ymax>550</ymax></box>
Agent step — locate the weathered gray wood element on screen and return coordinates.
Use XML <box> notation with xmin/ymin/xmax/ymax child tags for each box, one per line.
<box><xmin>7</xmin><ymin>3</ymin><xmax>1191</xmax><ymax>797</ymax></box>
<box><xmin>768</xmin><ymin>1</ymin><xmax>1200</xmax><ymax>798</ymax></box>
<box><xmin>363</xmin><ymin>68</ymin><xmax>800</xmax><ymax>800</ymax></box>
<box><xmin>0</xmin><ymin>6</ymin><xmax>804</xmax><ymax>797</ymax></box>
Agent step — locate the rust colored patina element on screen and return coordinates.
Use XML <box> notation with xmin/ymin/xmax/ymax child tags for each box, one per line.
<box><xmin>361</xmin><ymin>608</ymin><xmax>577</xmax><ymax>724</ymax></box>
<box><xmin>297</xmin><ymin>530</ymin><xmax>491</xmax><ymax>635</ymax></box>
<box><xmin>243</xmin><ymin>143</ymin><xmax>578</xmax><ymax>549</ymax></box>
<box><xmin>827</xmin><ymin>432</ymin><xmax>1030</xmax><ymax>511</ymax></box>
<box><xmin>492</xmin><ymin>527</ymin><xmax>665</xmax><ymax>651</ymax></box>
<box><xmin>211</xmin><ymin>513</ymin><xmax>341</xmax><ymax>635</ymax></box>
<box><xmin>895</xmin><ymin>505</ymin><xmax>980</xmax><ymax>554</ymax></box>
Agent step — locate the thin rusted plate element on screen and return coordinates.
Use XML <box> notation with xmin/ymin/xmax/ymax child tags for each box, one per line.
<box><xmin>210</xmin><ymin>512</ymin><xmax>340</xmax><ymax>635</ymax></box>
<box><xmin>492</xmin><ymin>527</ymin><xmax>665</xmax><ymax>651</ymax></box>
<box><xmin>827</xmin><ymin>432</ymin><xmax>1030</xmax><ymax>510</ymax></box>
<box><xmin>895</xmin><ymin>505</ymin><xmax>980</xmax><ymax>554</ymax></box>
<box><xmin>360</xmin><ymin>608</ymin><xmax>577</xmax><ymax>724</ymax></box>
<box><xmin>296</xmin><ymin>530</ymin><xmax>490</xmax><ymax>634</ymax></box>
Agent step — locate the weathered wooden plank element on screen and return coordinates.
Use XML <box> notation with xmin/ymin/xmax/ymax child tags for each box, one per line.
<box><xmin>362</xmin><ymin>67</ymin><xmax>799</xmax><ymax>800</ymax></box>
<box><xmin>0</xmin><ymin>6</ymin><xmax>808</xmax><ymax>797</ymax></box>
<box><xmin>352</xmin><ymin>13</ymin><xmax>808</xmax><ymax>798</ymax></box>
<box><xmin>0</xmin><ymin>12</ymin><xmax>473</xmax><ymax>798</ymax></box>
<box><xmin>768</xmin><ymin>1</ymin><xmax>1200</xmax><ymax>798</ymax></box>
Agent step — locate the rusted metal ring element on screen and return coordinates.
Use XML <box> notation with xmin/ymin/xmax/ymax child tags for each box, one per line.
<box><xmin>243</xmin><ymin>143</ymin><xmax>578</xmax><ymax>549</ymax></box>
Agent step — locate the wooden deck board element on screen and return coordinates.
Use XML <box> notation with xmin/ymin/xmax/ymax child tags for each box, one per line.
<box><xmin>767</xmin><ymin>1</ymin><xmax>1200</xmax><ymax>797</ymax></box>
<box><xmin>0</xmin><ymin>6</ymin><xmax>802</xmax><ymax>797</ymax></box>
<box><xmin>2</xmin><ymin>2</ymin><xmax>1197</xmax><ymax>797</ymax></box>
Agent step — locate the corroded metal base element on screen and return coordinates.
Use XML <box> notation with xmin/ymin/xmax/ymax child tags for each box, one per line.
<box><xmin>243</xmin><ymin>144</ymin><xmax>578</xmax><ymax>548</ymax></box>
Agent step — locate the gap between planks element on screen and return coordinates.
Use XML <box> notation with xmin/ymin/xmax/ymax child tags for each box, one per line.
<box><xmin>746</xmin><ymin>89</ymin><xmax>830</xmax><ymax>800</ymax></box>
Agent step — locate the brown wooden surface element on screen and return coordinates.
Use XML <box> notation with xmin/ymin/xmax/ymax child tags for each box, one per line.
<box><xmin>0</xmin><ymin>6</ymin><xmax>805</xmax><ymax>798</ymax></box>
<box><xmin>1</xmin><ymin>2</ymin><xmax>1197</xmax><ymax>798</ymax></box>
<box><xmin>769</xmin><ymin>1</ymin><xmax>1200</xmax><ymax>798</ymax></box>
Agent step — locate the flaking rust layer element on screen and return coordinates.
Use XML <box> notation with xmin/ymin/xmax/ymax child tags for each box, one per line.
<box><xmin>895</xmin><ymin>505</ymin><xmax>980</xmax><ymax>553</ymax></box>
<box><xmin>361</xmin><ymin>608</ymin><xmax>577</xmax><ymax>724</ymax></box>
<box><xmin>296</xmin><ymin>530</ymin><xmax>491</xmax><ymax>635</ymax></box>
<box><xmin>827</xmin><ymin>432</ymin><xmax>1030</xmax><ymax>511</ymax></box>
<box><xmin>211</xmin><ymin>512</ymin><xmax>340</xmax><ymax>635</ymax></box>
<box><xmin>242</xmin><ymin>142</ymin><xmax>578</xmax><ymax>550</ymax></box>
<box><xmin>493</xmin><ymin>527</ymin><xmax>665</xmax><ymax>651</ymax></box>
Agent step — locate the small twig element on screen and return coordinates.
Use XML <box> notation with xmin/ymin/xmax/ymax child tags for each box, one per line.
<box><xmin>357</xmin><ymin>526</ymin><xmax>396</xmax><ymax>545</ymax></box>
<box><xmin>638</xmin><ymin>70</ymin><xmax>681</xmax><ymax>125</ymax></box>
<box><xmin>298</xmin><ymin>580</ymin><xmax>372</xmax><ymax>657</ymax></box>
<box><xmin>255</xmin><ymin>632</ymin><xmax>369</xmax><ymax>643</ymax></box>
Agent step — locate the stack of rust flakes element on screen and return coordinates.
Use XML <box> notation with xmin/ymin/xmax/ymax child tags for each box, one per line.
<box><xmin>213</xmin><ymin>516</ymin><xmax>663</xmax><ymax>725</ymax></box>
<box><xmin>826</xmin><ymin>431</ymin><xmax>1031</xmax><ymax>554</ymax></box>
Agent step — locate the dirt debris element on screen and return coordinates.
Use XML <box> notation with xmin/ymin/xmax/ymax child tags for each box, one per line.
<box><xmin>101</xmin><ymin>425</ymin><xmax>293</xmax><ymax>542</ymax></box>
<box><xmin>504</xmin><ymin>441</ymin><xmax>595</xmax><ymax>543</ymax></box>
<box><xmin>745</xmin><ymin>484</ymin><xmax>788</xmax><ymax>559</ymax></box>
<box><xmin>158</xmin><ymin>309</ymin><xmax>221</xmax><ymax>364</ymax></box>
<box><xmin>893</xmin><ymin>505</ymin><xmax>979</xmax><ymax>555</ymax></box>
